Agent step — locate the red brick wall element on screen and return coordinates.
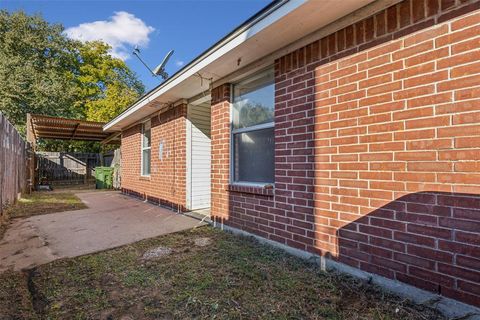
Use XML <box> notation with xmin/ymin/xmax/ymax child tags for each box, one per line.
<box><xmin>211</xmin><ymin>0</ymin><xmax>480</xmax><ymax>307</ymax></box>
<box><xmin>211</xmin><ymin>84</ymin><xmax>231</xmax><ymax>221</ymax></box>
<box><xmin>121</xmin><ymin>104</ymin><xmax>187</xmax><ymax>211</ymax></box>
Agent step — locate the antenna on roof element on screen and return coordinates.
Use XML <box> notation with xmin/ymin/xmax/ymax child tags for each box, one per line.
<box><xmin>132</xmin><ymin>46</ymin><xmax>174</xmax><ymax>81</ymax></box>
<box><xmin>153</xmin><ymin>50</ymin><xmax>174</xmax><ymax>80</ymax></box>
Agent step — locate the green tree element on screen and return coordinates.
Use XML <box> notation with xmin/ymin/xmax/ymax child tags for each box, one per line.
<box><xmin>75</xmin><ymin>41</ymin><xmax>144</xmax><ymax>122</ymax></box>
<box><xmin>0</xmin><ymin>10</ymin><xmax>79</xmax><ymax>133</ymax></box>
<box><xmin>0</xmin><ymin>10</ymin><xmax>145</xmax><ymax>151</ymax></box>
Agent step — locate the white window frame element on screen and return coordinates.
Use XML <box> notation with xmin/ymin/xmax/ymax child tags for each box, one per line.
<box><xmin>230</xmin><ymin>67</ymin><xmax>275</xmax><ymax>187</ymax></box>
<box><xmin>141</xmin><ymin>119</ymin><xmax>151</xmax><ymax>177</ymax></box>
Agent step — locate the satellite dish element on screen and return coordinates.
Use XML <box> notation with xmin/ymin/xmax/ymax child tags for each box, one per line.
<box><xmin>133</xmin><ymin>45</ymin><xmax>141</xmax><ymax>55</ymax></box>
<box><xmin>132</xmin><ymin>47</ymin><xmax>174</xmax><ymax>81</ymax></box>
<box><xmin>153</xmin><ymin>50</ymin><xmax>174</xmax><ymax>80</ymax></box>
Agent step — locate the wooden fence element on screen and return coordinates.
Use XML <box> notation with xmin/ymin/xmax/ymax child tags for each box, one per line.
<box><xmin>36</xmin><ymin>152</ymin><xmax>102</xmax><ymax>186</ymax></box>
<box><xmin>0</xmin><ymin>113</ymin><xmax>31</xmax><ymax>218</ymax></box>
<box><xmin>35</xmin><ymin>151</ymin><xmax>114</xmax><ymax>186</ymax></box>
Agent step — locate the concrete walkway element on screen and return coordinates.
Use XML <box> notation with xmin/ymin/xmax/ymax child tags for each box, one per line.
<box><xmin>0</xmin><ymin>191</ymin><xmax>204</xmax><ymax>272</ymax></box>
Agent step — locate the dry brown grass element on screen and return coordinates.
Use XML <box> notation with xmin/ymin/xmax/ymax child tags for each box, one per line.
<box><xmin>4</xmin><ymin>192</ymin><xmax>87</xmax><ymax>219</ymax></box>
<box><xmin>0</xmin><ymin>226</ymin><xmax>444</xmax><ymax>320</ymax></box>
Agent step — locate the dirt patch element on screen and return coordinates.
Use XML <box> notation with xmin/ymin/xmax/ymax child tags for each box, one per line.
<box><xmin>193</xmin><ymin>237</ymin><xmax>211</xmax><ymax>247</ymax></box>
<box><xmin>141</xmin><ymin>246</ymin><xmax>172</xmax><ymax>259</ymax></box>
<box><xmin>0</xmin><ymin>270</ymin><xmax>36</xmax><ymax>319</ymax></box>
<box><xmin>0</xmin><ymin>223</ymin><xmax>8</xmax><ymax>243</ymax></box>
<box><xmin>25</xmin><ymin>268</ymin><xmax>47</xmax><ymax>315</ymax></box>
<box><xmin>0</xmin><ymin>227</ymin><xmax>446</xmax><ymax>319</ymax></box>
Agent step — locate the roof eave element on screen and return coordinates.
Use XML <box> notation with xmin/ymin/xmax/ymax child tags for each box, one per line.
<box><xmin>103</xmin><ymin>0</ymin><xmax>290</xmax><ymax>132</ymax></box>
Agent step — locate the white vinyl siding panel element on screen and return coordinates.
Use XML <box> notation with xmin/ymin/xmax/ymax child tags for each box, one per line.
<box><xmin>187</xmin><ymin>103</ymin><xmax>211</xmax><ymax>210</ymax></box>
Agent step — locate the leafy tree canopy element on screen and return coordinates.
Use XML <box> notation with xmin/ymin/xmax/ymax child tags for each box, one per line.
<box><xmin>0</xmin><ymin>10</ymin><xmax>145</xmax><ymax>151</ymax></box>
<box><xmin>76</xmin><ymin>41</ymin><xmax>144</xmax><ymax>122</ymax></box>
<box><xmin>0</xmin><ymin>10</ymin><xmax>78</xmax><ymax>133</ymax></box>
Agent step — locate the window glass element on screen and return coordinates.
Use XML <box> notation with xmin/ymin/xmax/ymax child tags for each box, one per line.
<box><xmin>232</xmin><ymin>68</ymin><xmax>274</xmax><ymax>129</ymax></box>
<box><xmin>142</xmin><ymin>149</ymin><xmax>151</xmax><ymax>176</ymax></box>
<box><xmin>141</xmin><ymin>120</ymin><xmax>151</xmax><ymax>176</ymax></box>
<box><xmin>232</xmin><ymin>68</ymin><xmax>275</xmax><ymax>184</ymax></box>
<box><xmin>234</xmin><ymin>127</ymin><xmax>274</xmax><ymax>183</ymax></box>
<box><xmin>143</xmin><ymin>121</ymin><xmax>151</xmax><ymax>148</ymax></box>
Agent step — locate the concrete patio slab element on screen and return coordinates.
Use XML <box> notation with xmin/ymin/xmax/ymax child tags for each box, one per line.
<box><xmin>0</xmin><ymin>191</ymin><xmax>205</xmax><ymax>272</ymax></box>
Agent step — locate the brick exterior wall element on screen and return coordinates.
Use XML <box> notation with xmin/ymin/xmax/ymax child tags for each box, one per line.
<box><xmin>121</xmin><ymin>104</ymin><xmax>187</xmax><ymax>211</ymax></box>
<box><xmin>211</xmin><ymin>84</ymin><xmax>231</xmax><ymax>221</ymax></box>
<box><xmin>210</xmin><ymin>0</ymin><xmax>480</xmax><ymax>307</ymax></box>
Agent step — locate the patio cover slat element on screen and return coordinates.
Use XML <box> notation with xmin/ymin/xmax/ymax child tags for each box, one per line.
<box><xmin>27</xmin><ymin>114</ymin><xmax>120</xmax><ymax>145</ymax></box>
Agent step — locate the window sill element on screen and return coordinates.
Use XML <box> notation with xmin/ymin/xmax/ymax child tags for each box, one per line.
<box><xmin>227</xmin><ymin>183</ymin><xmax>274</xmax><ymax>196</ymax></box>
<box><xmin>139</xmin><ymin>176</ymin><xmax>151</xmax><ymax>181</ymax></box>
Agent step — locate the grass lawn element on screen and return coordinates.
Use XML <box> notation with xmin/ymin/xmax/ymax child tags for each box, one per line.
<box><xmin>4</xmin><ymin>191</ymin><xmax>87</xmax><ymax>219</ymax></box>
<box><xmin>0</xmin><ymin>227</ymin><xmax>443</xmax><ymax>320</ymax></box>
<box><xmin>0</xmin><ymin>191</ymin><xmax>87</xmax><ymax>240</ymax></box>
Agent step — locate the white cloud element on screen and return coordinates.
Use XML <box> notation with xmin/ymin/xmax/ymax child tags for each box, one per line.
<box><xmin>175</xmin><ymin>60</ymin><xmax>185</xmax><ymax>67</ymax></box>
<box><xmin>65</xmin><ymin>11</ymin><xmax>154</xmax><ymax>60</ymax></box>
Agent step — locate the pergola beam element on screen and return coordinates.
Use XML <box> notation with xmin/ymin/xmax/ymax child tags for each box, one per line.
<box><xmin>27</xmin><ymin>114</ymin><xmax>118</xmax><ymax>144</ymax></box>
<box><xmin>70</xmin><ymin>122</ymin><xmax>81</xmax><ymax>140</ymax></box>
<box><xmin>26</xmin><ymin>113</ymin><xmax>37</xmax><ymax>148</ymax></box>
<box><xmin>36</xmin><ymin>134</ymin><xmax>105</xmax><ymax>141</ymax></box>
<box><xmin>34</xmin><ymin>130</ymin><xmax>108</xmax><ymax>137</ymax></box>
<box><xmin>101</xmin><ymin>132</ymin><xmax>121</xmax><ymax>145</ymax></box>
<box><xmin>33</xmin><ymin>127</ymin><xmax>109</xmax><ymax>135</ymax></box>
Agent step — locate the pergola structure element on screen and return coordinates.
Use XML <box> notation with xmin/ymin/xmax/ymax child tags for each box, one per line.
<box><xmin>26</xmin><ymin>114</ymin><xmax>120</xmax><ymax>148</ymax></box>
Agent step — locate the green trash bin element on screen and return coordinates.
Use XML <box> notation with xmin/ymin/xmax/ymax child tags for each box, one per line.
<box><xmin>103</xmin><ymin>167</ymin><xmax>114</xmax><ymax>189</ymax></box>
<box><xmin>95</xmin><ymin>167</ymin><xmax>114</xmax><ymax>189</ymax></box>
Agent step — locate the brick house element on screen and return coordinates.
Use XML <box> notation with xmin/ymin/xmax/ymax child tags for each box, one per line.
<box><xmin>104</xmin><ymin>0</ymin><xmax>480</xmax><ymax>309</ymax></box>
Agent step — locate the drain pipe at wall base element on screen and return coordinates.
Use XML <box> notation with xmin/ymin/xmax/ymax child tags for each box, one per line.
<box><xmin>213</xmin><ymin>216</ymin><xmax>224</xmax><ymax>231</ymax></box>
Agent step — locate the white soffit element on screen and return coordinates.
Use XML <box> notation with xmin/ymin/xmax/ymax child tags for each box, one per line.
<box><xmin>104</xmin><ymin>0</ymin><xmax>375</xmax><ymax>132</ymax></box>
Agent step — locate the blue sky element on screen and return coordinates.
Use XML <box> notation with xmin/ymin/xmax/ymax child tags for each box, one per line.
<box><xmin>2</xmin><ymin>0</ymin><xmax>270</xmax><ymax>91</ymax></box>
